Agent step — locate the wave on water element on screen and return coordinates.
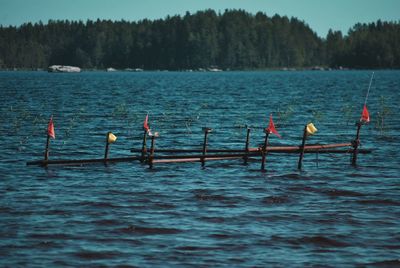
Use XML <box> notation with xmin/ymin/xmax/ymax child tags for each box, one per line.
<box><xmin>1</xmin><ymin>71</ymin><xmax>400</xmax><ymax>267</ymax></box>
<box><xmin>116</xmin><ymin>225</ymin><xmax>183</xmax><ymax>235</ymax></box>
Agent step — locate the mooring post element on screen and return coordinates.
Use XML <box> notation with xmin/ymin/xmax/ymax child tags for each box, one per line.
<box><xmin>352</xmin><ymin>122</ymin><xmax>362</xmax><ymax>166</ymax></box>
<box><xmin>298</xmin><ymin>125</ymin><xmax>308</xmax><ymax>170</ymax></box>
<box><xmin>148</xmin><ymin>134</ymin><xmax>157</xmax><ymax>169</ymax></box>
<box><xmin>141</xmin><ymin>130</ymin><xmax>148</xmax><ymax>163</ymax></box>
<box><xmin>261</xmin><ymin>129</ymin><xmax>270</xmax><ymax>170</ymax></box>
<box><xmin>149</xmin><ymin>136</ymin><xmax>155</xmax><ymax>169</ymax></box>
<box><xmin>243</xmin><ymin>127</ymin><xmax>251</xmax><ymax>164</ymax></box>
<box><xmin>104</xmin><ymin>132</ymin><xmax>111</xmax><ymax>161</ymax></box>
<box><xmin>44</xmin><ymin>134</ymin><xmax>50</xmax><ymax>162</ymax></box>
<box><xmin>201</xmin><ymin>128</ymin><xmax>212</xmax><ymax>167</ymax></box>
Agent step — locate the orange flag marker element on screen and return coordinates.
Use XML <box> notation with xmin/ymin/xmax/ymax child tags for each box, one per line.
<box><xmin>360</xmin><ymin>104</ymin><xmax>370</xmax><ymax>123</ymax></box>
<box><xmin>47</xmin><ymin>116</ymin><xmax>55</xmax><ymax>139</ymax></box>
<box><xmin>143</xmin><ymin>114</ymin><xmax>150</xmax><ymax>132</ymax></box>
<box><xmin>267</xmin><ymin>114</ymin><xmax>281</xmax><ymax>138</ymax></box>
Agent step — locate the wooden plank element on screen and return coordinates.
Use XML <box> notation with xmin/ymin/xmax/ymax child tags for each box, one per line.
<box><xmin>153</xmin><ymin>152</ymin><xmax>260</xmax><ymax>160</ymax></box>
<box><xmin>149</xmin><ymin>145</ymin><xmax>363</xmax><ymax>160</ymax></box>
<box><xmin>151</xmin><ymin>149</ymin><xmax>370</xmax><ymax>160</ymax></box>
<box><xmin>303</xmin><ymin>149</ymin><xmax>371</xmax><ymax>154</ymax></box>
<box><xmin>263</xmin><ymin>148</ymin><xmax>371</xmax><ymax>154</ymax></box>
<box><xmin>131</xmin><ymin>148</ymin><xmax>251</xmax><ymax>153</ymax></box>
<box><xmin>152</xmin><ymin>149</ymin><xmax>371</xmax><ymax>164</ymax></box>
<box><xmin>131</xmin><ymin>143</ymin><xmax>353</xmax><ymax>154</ymax></box>
<box><xmin>271</xmin><ymin>143</ymin><xmax>352</xmax><ymax>151</ymax></box>
<box><xmin>153</xmin><ymin>156</ymin><xmax>243</xmax><ymax>164</ymax></box>
<box><xmin>26</xmin><ymin>147</ymin><xmax>371</xmax><ymax>167</ymax></box>
<box><xmin>27</xmin><ymin>156</ymin><xmax>142</xmax><ymax>166</ymax></box>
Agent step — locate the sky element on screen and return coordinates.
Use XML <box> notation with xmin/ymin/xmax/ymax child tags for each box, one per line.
<box><xmin>0</xmin><ymin>0</ymin><xmax>399</xmax><ymax>37</ymax></box>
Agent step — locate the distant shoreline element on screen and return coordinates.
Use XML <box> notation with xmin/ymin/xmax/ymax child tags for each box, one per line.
<box><xmin>1</xmin><ymin>11</ymin><xmax>399</xmax><ymax>71</ymax></box>
<box><xmin>1</xmin><ymin>67</ymin><xmax>399</xmax><ymax>72</ymax></box>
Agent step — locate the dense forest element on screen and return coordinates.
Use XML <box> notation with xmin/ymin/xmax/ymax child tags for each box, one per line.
<box><xmin>0</xmin><ymin>9</ymin><xmax>399</xmax><ymax>70</ymax></box>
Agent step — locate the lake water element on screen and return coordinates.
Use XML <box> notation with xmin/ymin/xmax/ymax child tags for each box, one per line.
<box><xmin>0</xmin><ymin>71</ymin><xmax>399</xmax><ymax>267</ymax></box>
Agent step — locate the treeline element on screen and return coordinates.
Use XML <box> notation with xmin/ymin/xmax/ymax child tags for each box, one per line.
<box><xmin>0</xmin><ymin>9</ymin><xmax>399</xmax><ymax>70</ymax></box>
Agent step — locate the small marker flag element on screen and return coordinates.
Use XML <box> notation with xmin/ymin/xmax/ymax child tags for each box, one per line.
<box><xmin>143</xmin><ymin>114</ymin><xmax>150</xmax><ymax>132</ymax></box>
<box><xmin>47</xmin><ymin>116</ymin><xmax>55</xmax><ymax>139</ymax></box>
<box><xmin>360</xmin><ymin>104</ymin><xmax>370</xmax><ymax>123</ymax></box>
<box><xmin>267</xmin><ymin>114</ymin><xmax>281</xmax><ymax>138</ymax></box>
<box><xmin>306</xmin><ymin>123</ymin><xmax>317</xmax><ymax>136</ymax></box>
<box><xmin>107</xmin><ymin>132</ymin><xmax>117</xmax><ymax>143</ymax></box>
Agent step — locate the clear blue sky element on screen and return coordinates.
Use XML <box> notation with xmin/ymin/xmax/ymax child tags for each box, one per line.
<box><xmin>0</xmin><ymin>0</ymin><xmax>399</xmax><ymax>37</ymax></box>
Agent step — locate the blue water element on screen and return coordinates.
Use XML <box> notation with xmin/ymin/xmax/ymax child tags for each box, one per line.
<box><xmin>0</xmin><ymin>71</ymin><xmax>399</xmax><ymax>267</ymax></box>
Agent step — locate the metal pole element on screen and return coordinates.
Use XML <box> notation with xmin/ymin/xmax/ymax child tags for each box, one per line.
<box><xmin>141</xmin><ymin>130</ymin><xmax>147</xmax><ymax>162</ymax></box>
<box><xmin>104</xmin><ymin>132</ymin><xmax>110</xmax><ymax>160</ymax></box>
<box><xmin>352</xmin><ymin>122</ymin><xmax>362</xmax><ymax>166</ymax></box>
<box><xmin>201</xmin><ymin>128</ymin><xmax>211</xmax><ymax>167</ymax></box>
<box><xmin>44</xmin><ymin>135</ymin><xmax>50</xmax><ymax>161</ymax></box>
<box><xmin>149</xmin><ymin>135</ymin><xmax>156</xmax><ymax>169</ymax></box>
<box><xmin>297</xmin><ymin>125</ymin><xmax>308</xmax><ymax>170</ymax></box>
<box><xmin>261</xmin><ymin>130</ymin><xmax>270</xmax><ymax>170</ymax></box>
<box><xmin>244</xmin><ymin>128</ymin><xmax>251</xmax><ymax>164</ymax></box>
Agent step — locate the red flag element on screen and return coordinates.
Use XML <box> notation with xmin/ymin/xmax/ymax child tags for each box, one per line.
<box><xmin>267</xmin><ymin>114</ymin><xmax>281</xmax><ymax>138</ymax></box>
<box><xmin>47</xmin><ymin>116</ymin><xmax>55</xmax><ymax>139</ymax></box>
<box><xmin>143</xmin><ymin>114</ymin><xmax>150</xmax><ymax>132</ymax></box>
<box><xmin>360</xmin><ymin>104</ymin><xmax>370</xmax><ymax>123</ymax></box>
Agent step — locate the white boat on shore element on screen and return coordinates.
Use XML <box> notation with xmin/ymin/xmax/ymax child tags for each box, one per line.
<box><xmin>208</xmin><ymin>67</ymin><xmax>222</xmax><ymax>72</ymax></box>
<box><xmin>48</xmin><ymin>65</ymin><xmax>81</xmax><ymax>73</ymax></box>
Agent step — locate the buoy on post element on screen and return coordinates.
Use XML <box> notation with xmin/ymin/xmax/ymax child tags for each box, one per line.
<box><xmin>201</xmin><ymin>127</ymin><xmax>212</xmax><ymax>167</ymax></box>
<box><xmin>298</xmin><ymin>123</ymin><xmax>317</xmax><ymax>170</ymax></box>
<box><xmin>104</xmin><ymin>132</ymin><xmax>117</xmax><ymax>161</ymax></box>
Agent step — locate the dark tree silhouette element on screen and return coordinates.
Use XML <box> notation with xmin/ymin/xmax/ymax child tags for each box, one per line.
<box><xmin>0</xmin><ymin>10</ymin><xmax>399</xmax><ymax>70</ymax></box>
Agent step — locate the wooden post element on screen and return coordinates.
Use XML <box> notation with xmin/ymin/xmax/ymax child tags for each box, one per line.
<box><xmin>352</xmin><ymin>122</ymin><xmax>362</xmax><ymax>166</ymax></box>
<box><xmin>243</xmin><ymin>128</ymin><xmax>251</xmax><ymax>164</ymax></box>
<box><xmin>261</xmin><ymin>129</ymin><xmax>270</xmax><ymax>170</ymax></box>
<box><xmin>44</xmin><ymin>135</ymin><xmax>50</xmax><ymax>161</ymax></box>
<box><xmin>104</xmin><ymin>132</ymin><xmax>110</xmax><ymax>160</ymax></box>
<box><xmin>141</xmin><ymin>130</ymin><xmax>148</xmax><ymax>162</ymax></box>
<box><xmin>297</xmin><ymin>125</ymin><xmax>308</xmax><ymax>170</ymax></box>
<box><xmin>149</xmin><ymin>135</ymin><xmax>156</xmax><ymax>169</ymax></box>
<box><xmin>201</xmin><ymin>128</ymin><xmax>212</xmax><ymax>167</ymax></box>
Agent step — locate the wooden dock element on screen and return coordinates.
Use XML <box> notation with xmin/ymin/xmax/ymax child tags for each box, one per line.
<box><xmin>26</xmin><ymin>122</ymin><xmax>372</xmax><ymax>170</ymax></box>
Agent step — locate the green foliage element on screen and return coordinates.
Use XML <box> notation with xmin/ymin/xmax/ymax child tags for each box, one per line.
<box><xmin>64</xmin><ymin>107</ymin><xmax>87</xmax><ymax>138</ymax></box>
<box><xmin>329</xmin><ymin>20</ymin><xmax>400</xmax><ymax>68</ymax></box>
<box><xmin>374</xmin><ymin>96</ymin><xmax>391</xmax><ymax>135</ymax></box>
<box><xmin>0</xmin><ymin>12</ymin><xmax>399</xmax><ymax>70</ymax></box>
<box><xmin>341</xmin><ymin>103</ymin><xmax>357</xmax><ymax>126</ymax></box>
<box><xmin>277</xmin><ymin>104</ymin><xmax>295</xmax><ymax>126</ymax></box>
<box><xmin>311</xmin><ymin>110</ymin><xmax>324</xmax><ymax>122</ymax></box>
<box><xmin>112</xmin><ymin>103</ymin><xmax>129</xmax><ymax>119</ymax></box>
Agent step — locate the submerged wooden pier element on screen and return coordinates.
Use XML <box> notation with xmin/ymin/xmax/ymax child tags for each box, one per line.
<box><xmin>26</xmin><ymin>120</ymin><xmax>372</xmax><ymax>170</ymax></box>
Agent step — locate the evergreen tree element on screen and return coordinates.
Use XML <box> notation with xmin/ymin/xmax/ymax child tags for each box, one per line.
<box><xmin>0</xmin><ymin>10</ymin><xmax>399</xmax><ymax>70</ymax></box>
